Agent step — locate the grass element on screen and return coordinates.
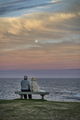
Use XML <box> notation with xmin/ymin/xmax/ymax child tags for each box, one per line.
<box><xmin>0</xmin><ymin>99</ymin><xmax>80</xmax><ymax>120</ymax></box>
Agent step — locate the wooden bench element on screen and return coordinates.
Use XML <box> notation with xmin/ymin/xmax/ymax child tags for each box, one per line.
<box><xmin>15</xmin><ymin>91</ymin><xmax>49</xmax><ymax>100</ymax></box>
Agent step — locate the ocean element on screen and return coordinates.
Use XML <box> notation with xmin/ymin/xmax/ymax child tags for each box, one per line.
<box><xmin>0</xmin><ymin>78</ymin><xmax>80</xmax><ymax>102</ymax></box>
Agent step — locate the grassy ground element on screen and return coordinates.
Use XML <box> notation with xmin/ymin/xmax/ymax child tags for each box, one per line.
<box><xmin>0</xmin><ymin>99</ymin><xmax>80</xmax><ymax>120</ymax></box>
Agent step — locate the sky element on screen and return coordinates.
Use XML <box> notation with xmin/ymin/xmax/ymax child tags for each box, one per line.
<box><xmin>0</xmin><ymin>0</ymin><xmax>80</xmax><ymax>77</ymax></box>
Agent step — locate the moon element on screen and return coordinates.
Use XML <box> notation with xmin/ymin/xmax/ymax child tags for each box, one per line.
<box><xmin>35</xmin><ymin>40</ymin><xmax>38</xmax><ymax>43</ymax></box>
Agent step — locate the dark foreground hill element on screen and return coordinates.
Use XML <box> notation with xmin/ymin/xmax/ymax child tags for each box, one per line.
<box><xmin>0</xmin><ymin>99</ymin><xmax>80</xmax><ymax>120</ymax></box>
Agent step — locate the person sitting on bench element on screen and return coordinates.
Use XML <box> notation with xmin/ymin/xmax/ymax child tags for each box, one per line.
<box><xmin>21</xmin><ymin>76</ymin><xmax>32</xmax><ymax>99</ymax></box>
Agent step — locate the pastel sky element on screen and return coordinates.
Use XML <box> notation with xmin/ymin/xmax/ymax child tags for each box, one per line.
<box><xmin>0</xmin><ymin>0</ymin><xmax>80</xmax><ymax>77</ymax></box>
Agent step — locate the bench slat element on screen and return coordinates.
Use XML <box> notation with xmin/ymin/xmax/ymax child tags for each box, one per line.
<box><xmin>15</xmin><ymin>91</ymin><xmax>49</xmax><ymax>95</ymax></box>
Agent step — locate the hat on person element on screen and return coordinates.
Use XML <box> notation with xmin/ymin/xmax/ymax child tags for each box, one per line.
<box><xmin>24</xmin><ymin>75</ymin><xmax>28</xmax><ymax>80</ymax></box>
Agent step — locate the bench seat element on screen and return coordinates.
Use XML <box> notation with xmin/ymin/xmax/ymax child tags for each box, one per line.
<box><xmin>15</xmin><ymin>91</ymin><xmax>49</xmax><ymax>100</ymax></box>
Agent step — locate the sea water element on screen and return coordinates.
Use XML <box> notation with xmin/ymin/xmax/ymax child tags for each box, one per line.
<box><xmin>0</xmin><ymin>78</ymin><xmax>80</xmax><ymax>102</ymax></box>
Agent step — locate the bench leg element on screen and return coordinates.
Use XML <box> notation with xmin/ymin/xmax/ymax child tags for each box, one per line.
<box><xmin>20</xmin><ymin>95</ymin><xmax>23</xmax><ymax>99</ymax></box>
<box><xmin>41</xmin><ymin>95</ymin><xmax>44</xmax><ymax>100</ymax></box>
<box><xmin>28</xmin><ymin>94</ymin><xmax>32</xmax><ymax>99</ymax></box>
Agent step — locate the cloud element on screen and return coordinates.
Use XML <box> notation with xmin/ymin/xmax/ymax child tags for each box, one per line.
<box><xmin>0</xmin><ymin>0</ymin><xmax>80</xmax><ymax>17</ymax></box>
<box><xmin>2</xmin><ymin>44</ymin><xmax>41</xmax><ymax>52</ymax></box>
<box><xmin>0</xmin><ymin>11</ymin><xmax>80</xmax><ymax>53</ymax></box>
<box><xmin>0</xmin><ymin>0</ymin><xmax>61</xmax><ymax>16</ymax></box>
<box><xmin>64</xmin><ymin>0</ymin><xmax>80</xmax><ymax>13</ymax></box>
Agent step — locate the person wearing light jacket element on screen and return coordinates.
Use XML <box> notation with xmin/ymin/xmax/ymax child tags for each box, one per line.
<box><xmin>21</xmin><ymin>76</ymin><xmax>32</xmax><ymax>99</ymax></box>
